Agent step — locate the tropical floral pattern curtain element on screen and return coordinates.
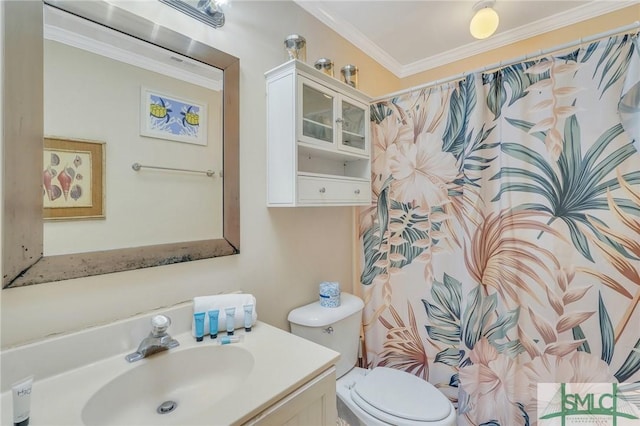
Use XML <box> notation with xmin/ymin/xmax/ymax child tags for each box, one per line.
<box><xmin>359</xmin><ymin>32</ymin><xmax>640</xmax><ymax>425</ymax></box>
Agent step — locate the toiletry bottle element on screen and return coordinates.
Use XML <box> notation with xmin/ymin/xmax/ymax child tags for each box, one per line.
<box><xmin>225</xmin><ymin>306</ymin><xmax>236</xmax><ymax>335</ymax></box>
<box><xmin>12</xmin><ymin>376</ymin><xmax>33</xmax><ymax>426</ymax></box>
<box><xmin>208</xmin><ymin>309</ymin><xmax>219</xmax><ymax>339</ymax></box>
<box><xmin>243</xmin><ymin>304</ymin><xmax>253</xmax><ymax>332</ymax></box>
<box><xmin>218</xmin><ymin>335</ymin><xmax>244</xmax><ymax>345</ymax></box>
<box><xmin>194</xmin><ymin>312</ymin><xmax>206</xmax><ymax>341</ymax></box>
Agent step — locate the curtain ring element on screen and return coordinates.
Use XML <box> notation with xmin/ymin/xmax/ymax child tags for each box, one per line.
<box><xmin>496</xmin><ymin>65</ymin><xmax>503</xmax><ymax>83</ymax></box>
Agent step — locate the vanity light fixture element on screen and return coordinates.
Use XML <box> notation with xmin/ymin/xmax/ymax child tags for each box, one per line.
<box><xmin>159</xmin><ymin>0</ymin><xmax>228</xmax><ymax>29</ymax></box>
<box><xmin>196</xmin><ymin>0</ymin><xmax>226</xmax><ymax>28</ymax></box>
<box><xmin>469</xmin><ymin>0</ymin><xmax>499</xmax><ymax>40</ymax></box>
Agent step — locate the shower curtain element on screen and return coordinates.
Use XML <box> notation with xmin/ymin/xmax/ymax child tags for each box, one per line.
<box><xmin>359</xmin><ymin>32</ymin><xmax>640</xmax><ymax>425</ymax></box>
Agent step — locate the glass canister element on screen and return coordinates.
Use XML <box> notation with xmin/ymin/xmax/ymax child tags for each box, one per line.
<box><xmin>284</xmin><ymin>34</ymin><xmax>306</xmax><ymax>62</ymax></box>
<box><xmin>340</xmin><ymin>64</ymin><xmax>358</xmax><ymax>88</ymax></box>
<box><xmin>314</xmin><ymin>58</ymin><xmax>334</xmax><ymax>77</ymax></box>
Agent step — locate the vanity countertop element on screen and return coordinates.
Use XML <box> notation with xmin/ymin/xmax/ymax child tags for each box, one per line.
<box><xmin>0</xmin><ymin>306</ymin><xmax>339</xmax><ymax>426</ymax></box>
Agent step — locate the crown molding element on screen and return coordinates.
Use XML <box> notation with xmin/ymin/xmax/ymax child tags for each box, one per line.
<box><xmin>294</xmin><ymin>0</ymin><xmax>406</xmax><ymax>76</ymax></box>
<box><xmin>44</xmin><ymin>22</ymin><xmax>222</xmax><ymax>91</ymax></box>
<box><xmin>401</xmin><ymin>0</ymin><xmax>638</xmax><ymax>77</ymax></box>
<box><xmin>295</xmin><ymin>0</ymin><xmax>639</xmax><ymax>78</ymax></box>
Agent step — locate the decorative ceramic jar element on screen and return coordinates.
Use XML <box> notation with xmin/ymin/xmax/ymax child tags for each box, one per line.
<box><xmin>284</xmin><ymin>34</ymin><xmax>306</xmax><ymax>62</ymax></box>
<box><xmin>314</xmin><ymin>58</ymin><xmax>334</xmax><ymax>77</ymax></box>
<box><xmin>340</xmin><ymin>64</ymin><xmax>358</xmax><ymax>88</ymax></box>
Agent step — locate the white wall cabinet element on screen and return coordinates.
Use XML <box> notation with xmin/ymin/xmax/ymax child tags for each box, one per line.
<box><xmin>244</xmin><ymin>367</ymin><xmax>337</xmax><ymax>426</ymax></box>
<box><xmin>266</xmin><ymin>60</ymin><xmax>371</xmax><ymax>207</ymax></box>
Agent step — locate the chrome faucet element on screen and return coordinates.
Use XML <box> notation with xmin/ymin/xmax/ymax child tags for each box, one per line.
<box><xmin>125</xmin><ymin>315</ymin><xmax>180</xmax><ymax>362</ymax></box>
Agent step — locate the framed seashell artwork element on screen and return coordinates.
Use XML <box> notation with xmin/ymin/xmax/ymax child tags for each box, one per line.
<box><xmin>43</xmin><ymin>137</ymin><xmax>105</xmax><ymax>220</ymax></box>
<box><xmin>140</xmin><ymin>87</ymin><xmax>208</xmax><ymax>146</ymax></box>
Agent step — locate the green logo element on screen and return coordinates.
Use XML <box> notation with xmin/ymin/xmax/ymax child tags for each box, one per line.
<box><xmin>538</xmin><ymin>383</ymin><xmax>639</xmax><ymax>426</ymax></box>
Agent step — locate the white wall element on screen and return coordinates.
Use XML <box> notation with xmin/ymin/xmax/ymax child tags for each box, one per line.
<box><xmin>0</xmin><ymin>0</ymin><xmax>400</xmax><ymax>348</ymax></box>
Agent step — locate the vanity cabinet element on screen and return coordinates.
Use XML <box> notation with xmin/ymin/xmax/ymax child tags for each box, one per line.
<box><xmin>266</xmin><ymin>60</ymin><xmax>371</xmax><ymax>207</ymax></box>
<box><xmin>244</xmin><ymin>367</ymin><xmax>337</xmax><ymax>426</ymax></box>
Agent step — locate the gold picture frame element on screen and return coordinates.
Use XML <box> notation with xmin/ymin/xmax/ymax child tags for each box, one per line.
<box><xmin>43</xmin><ymin>137</ymin><xmax>105</xmax><ymax>220</ymax></box>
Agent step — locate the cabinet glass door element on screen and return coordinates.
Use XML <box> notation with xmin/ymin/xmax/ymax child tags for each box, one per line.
<box><xmin>340</xmin><ymin>99</ymin><xmax>366</xmax><ymax>153</ymax></box>
<box><xmin>301</xmin><ymin>82</ymin><xmax>334</xmax><ymax>145</ymax></box>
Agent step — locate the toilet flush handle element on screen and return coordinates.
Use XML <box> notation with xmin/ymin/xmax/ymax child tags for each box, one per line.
<box><xmin>323</xmin><ymin>326</ymin><xmax>334</xmax><ymax>334</ymax></box>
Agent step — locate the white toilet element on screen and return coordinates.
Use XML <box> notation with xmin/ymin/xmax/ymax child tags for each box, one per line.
<box><xmin>288</xmin><ymin>293</ymin><xmax>457</xmax><ymax>426</ymax></box>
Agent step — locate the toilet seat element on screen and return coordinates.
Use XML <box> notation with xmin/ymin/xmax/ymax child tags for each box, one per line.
<box><xmin>350</xmin><ymin>367</ymin><xmax>452</xmax><ymax>424</ymax></box>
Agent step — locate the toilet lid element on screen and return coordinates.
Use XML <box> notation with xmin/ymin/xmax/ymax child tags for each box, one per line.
<box><xmin>351</xmin><ymin>367</ymin><xmax>452</xmax><ymax>423</ymax></box>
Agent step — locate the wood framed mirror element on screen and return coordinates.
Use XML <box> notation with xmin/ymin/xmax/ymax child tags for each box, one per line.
<box><xmin>2</xmin><ymin>0</ymin><xmax>239</xmax><ymax>288</ymax></box>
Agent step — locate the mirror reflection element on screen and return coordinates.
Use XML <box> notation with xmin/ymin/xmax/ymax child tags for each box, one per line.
<box><xmin>2</xmin><ymin>0</ymin><xmax>239</xmax><ymax>288</ymax></box>
<box><xmin>43</xmin><ymin>6</ymin><xmax>224</xmax><ymax>256</ymax></box>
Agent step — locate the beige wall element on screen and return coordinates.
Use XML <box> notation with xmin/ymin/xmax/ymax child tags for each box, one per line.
<box><xmin>400</xmin><ymin>4</ymin><xmax>640</xmax><ymax>90</ymax></box>
<box><xmin>1</xmin><ymin>1</ymin><xmax>637</xmax><ymax>349</ymax></box>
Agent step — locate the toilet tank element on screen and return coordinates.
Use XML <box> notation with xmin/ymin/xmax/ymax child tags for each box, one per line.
<box><xmin>288</xmin><ymin>293</ymin><xmax>364</xmax><ymax>378</ymax></box>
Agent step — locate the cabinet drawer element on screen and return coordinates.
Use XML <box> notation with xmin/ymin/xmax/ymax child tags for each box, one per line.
<box><xmin>298</xmin><ymin>177</ymin><xmax>369</xmax><ymax>204</ymax></box>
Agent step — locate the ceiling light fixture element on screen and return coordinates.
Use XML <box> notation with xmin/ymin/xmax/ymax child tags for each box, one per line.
<box><xmin>469</xmin><ymin>0</ymin><xmax>499</xmax><ymax>40</ymax></box>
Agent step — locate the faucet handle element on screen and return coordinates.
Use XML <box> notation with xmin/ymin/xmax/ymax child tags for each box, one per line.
<box><xmin>151</xmin><ymin>315</ymin><xmax>171</xmax><ymax>336</ymax></box>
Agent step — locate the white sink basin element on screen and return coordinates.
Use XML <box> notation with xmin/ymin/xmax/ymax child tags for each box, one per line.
<box><xmin>82</xmin><ymin>345</ymin><xmax>254</xmax><ymax>426</ymax></box>
<box><xmin>1</xmin><ymin>310</ymin><xmax>340</xmax><ymax>426</ymax></box>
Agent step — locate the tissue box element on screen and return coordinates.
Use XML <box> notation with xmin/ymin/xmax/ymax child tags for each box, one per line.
<box><xmin>319</xmin><ymin>282</ymin><xmax>340</xmax><ymax>308</ymax></box>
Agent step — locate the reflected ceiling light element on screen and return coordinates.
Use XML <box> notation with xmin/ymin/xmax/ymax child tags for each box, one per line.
<box><xmin>470</xmin><ymin>0</ymin><xmax>499</xmax><ymax>40</ymax></box>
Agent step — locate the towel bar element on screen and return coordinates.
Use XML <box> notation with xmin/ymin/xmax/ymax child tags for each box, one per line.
<box><xmin>131</xmin><ymin>162</ymin><xmax>220</xmax><ymax>178</ymax></box>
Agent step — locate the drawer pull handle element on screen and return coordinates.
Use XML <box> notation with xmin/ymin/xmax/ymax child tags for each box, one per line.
<box><xmin>319</xmin><ymin>187</ymin><xmax>326</xmax><ymax>193</ymax></box>
<box><xmin>354</xmin><ymin>189</ymin><xmax>361</xmax><ymax>195</ymax></box>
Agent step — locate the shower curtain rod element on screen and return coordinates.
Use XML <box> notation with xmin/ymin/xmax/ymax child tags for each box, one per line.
<box><xmin>374</xmin><ymin>20</ymin><xmax>640</xmax><ymax>102</ymax></box>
